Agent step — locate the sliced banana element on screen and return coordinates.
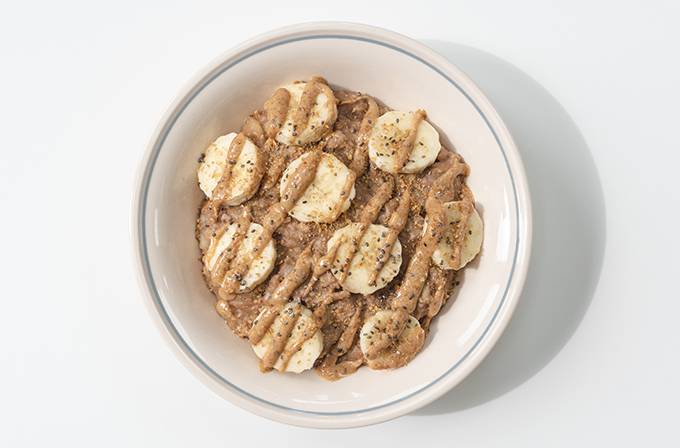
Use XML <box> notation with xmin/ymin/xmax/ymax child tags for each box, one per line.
<box><xmin>368</xmin><ymin>110</ymin><xmax>441</xmax><ymax>174</ymax></box>
<box><xmin>251</xmin><ymin>303</ymin><xmax>324</xmax><ymax>373</ymax></box>
<box><xmin>431</xmin><ymin>201</ymin><xmax>483</xmax><ymax>270</ymax></box>
<box><xmin>359</xmin><ymin>310</ymin><xmax>425</xmax><ymax>370</ymax></box>
<box><xmin>204</xmin><ymin>222</ymin><xmax>276</xmax><ymax>292</ymax></box>
<box><xmin>280</xmin><ymin>152</ymin><xmax>355</xmax><ymax>223</ymax></box>
<box><xmin>197</xmin><ymin>132</ymin><xmax>264</xmax><ymax>205</ymax></box>
<box><xmin>327</xmin><ymin>223</ymin><xmax>402</xmax><ymax>295</ymax></box>
<box><xmin>276</xmin><ymin>81</ymin><xmax>337</xmax><ymax>146</ymax></box>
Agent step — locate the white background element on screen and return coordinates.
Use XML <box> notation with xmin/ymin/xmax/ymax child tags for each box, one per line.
<box><xmin>1</xmin><ymin>1</ymin><xmax>679</xmax><ymax>446</ymax></box>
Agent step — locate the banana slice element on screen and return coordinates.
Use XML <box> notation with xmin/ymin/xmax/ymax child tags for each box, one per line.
<box><xmin>359</xmin><ymin>310</ymin><xmax>425</xmax><ymax>370</ymax></box>
<box><xmin>204</xmin><ymin>222</ymin><xmax>276</xmax><ymax>292</ymax></box>
<box><xmin>276</xmin><ymin>81</ymin><xmax>337</xmax><ymax>146</ymax></box>
<box><xmin>251</xmin><ymin>303</ymin><xmax>324</xmax><ymax>373</ymax></box>
<box><xmin>368</xmin><ymin>110</ymin><xmax>441</xmax><ymax>174</ymax></box>
<box><xmin>197</xmin><ymin>132</ymin><xmax>264</xmax><ymax>205</ymax></box>
<box><xmin>280</xmin><ymin>152</ymin><xmax>355</xmax><ymax>223</ymax></box>
<box><xmin>327</xmin><ymin>223</ymin><xmax>402</xmax><ymax>295</ymax></box>
<box><xmin>431</xmin><ymin>202</ymin><xmax>483</xmax><ymax>270</ymax></box>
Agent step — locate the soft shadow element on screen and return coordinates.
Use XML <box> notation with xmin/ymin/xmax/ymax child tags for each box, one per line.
<box><xmin>414</xmin><ymin>41</ymin><xmax>606</xmax><ymax>415</ymax></box>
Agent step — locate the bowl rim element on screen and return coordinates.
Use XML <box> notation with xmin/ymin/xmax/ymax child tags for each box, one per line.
<box><xmin>131</xmin><ymin>21</ymin><xmax>532</xmax><ymax>429</ymax></box>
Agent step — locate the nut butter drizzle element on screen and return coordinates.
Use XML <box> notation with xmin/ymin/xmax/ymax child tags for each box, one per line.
<box><xmin>335</xmin><ymin>177</ymin><xmax>395</xmax><ymax>283</ymax></box>
<box><xmin>290</xmin><ymin>77</ymin><xmax>334</xmax><ymax>133</ymax></box>
<box><xmin>298</xmin><ymin>176</ymin><xmax>393</xmax><ymax>376</ymax></box>
<box><xmin>396</xmin><ymin>159</ymin><xmax>468</xmax><ymax>308</ymax></box>
<box><xmin>336</xmin><ymin>92</ymin><xmax>379</xmax><ymax>175</ymax></box>
<box><xmin>278</xmin><ymin>304</ymin><xmax>318</xmax><ymax>370</ymax></box>
<box><xmin>240</xmin><ymin>80</ymin><xmax>343</xmax><ymax>372</ymax></box>
<box><xmin>313</xmin><ymin>177</ymin><xmax>397</xmax><ymax>377</ymax></box>
<box><xmin>393</xmin><ymin>109</ymin><xmax>427</xmax><ymax>172</ymax></box>
<box><xmin>329</xmin><ymin>170</ymin><xmax>357</xmax><ymax>221</ymax></box>
<box><xmin>316</xmin><ymin>302</ymin><xmax>364</xmax><ymax>380</ymax></box>
<box><xmin>209</xmin><ymin>208</ymin><xmax>252</xmax><ymax>290</ymax></box>
<box><xmin>262</xmin><ymin>150</ymin><xmax>288</xmax><ymax>191</ymax></box>
<box><xmin>199</xmin><ymin>133</ymin><xmax>249</xmax><ymax>251</ymax></box>
<box><xmin>261</xmin><ymin>302</ymin><xmax>302</xmax><ymax>370</ymax></box>
<box><xmin>211</xmin><ymin>133</ymin><xmax>248</xmax><ymax>201</ymax></box>
<box><xmin>248</xmin><ymin>246</ymin><xmax>320</xmax><ymax>372</ymax></box>
<box><xmin>448</xmin><ymin>184</ymin><xmax>475</xmax><ymax>268</ymax></box>
<box><xmin>350</xmin><ymin>96</ymin><xmax>379</xmax><ymax>175</ymax></box>
<box><xmin>221</xmin><ymin>150</ymin><xmax>322</xmax><ymax>295</ymax></box>
<box><xmin>422</xmin><ymin>268</ymin><xmax>454</xmax><ymax>330</ymax></box>
<box><xmin>300</xmin><ymin>235</ymin><xmax>345</xmax><ymax>298</ymax></box>
<box><xmin>202</xmin><ymin>132</ymin><xmax>251</xmax><ymax>299</ymax></box>
<box><xmin>364</xmin><ymin>159</ymin><xmax>469</xmax><ymax>360</ymax></box>
<box><xmin>368</xmin><ymin>187</ymin><xmax>411</xmax><ymax>286</ymax></box>
<box><xmin>268</xmin><ymin>246</ymin><xmax>313</xmax><ymax>304</ymax></box>
<box><xmin>263</xmin><ymin>88</ymin><xmax>291</xmax><ymax>139</ymax></box>
<box><xmin>241</xmin><ymin>116</ymin><xmax>266</xmax><ymax>148</ymax></box>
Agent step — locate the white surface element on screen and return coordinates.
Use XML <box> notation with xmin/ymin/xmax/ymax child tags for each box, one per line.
<box><xmin>1</xmin><ymin>0</ymin><xmax>678</xmax><ymax>445</ymax></box>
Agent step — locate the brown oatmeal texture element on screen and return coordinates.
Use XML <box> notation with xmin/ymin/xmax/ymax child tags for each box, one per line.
<box><xmin>195</xmin><ymin>78</ymin><xmax>475</xmax><ymax>380</ymax></box>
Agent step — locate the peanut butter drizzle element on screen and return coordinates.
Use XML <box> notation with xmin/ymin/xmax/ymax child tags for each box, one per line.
<box><xmin>359</xmin><ymin>177</ymin><xmax>395</xmax><ymax>223</ymax></box>
<box><xmin>365</xmin><ymin>160</ymin><xmax>468</xmax><ymax>359</ymax></box>
<box><xmin>215</xmin><ymin>299</ymin><xmax>239</xmax><ymax>329</ymax></box>
<box><xmin>333</xmin><ymin>302</ymin><xmax>363</xmax><ymax>356</ymax></box>
<box><xmin>425</xmin><ymin>269</ymin><xmax>454</xmax><ymax>328</ymax></box>
<box><xmin>249</xmin><ymin>248</ymin><xmax>312</xmax><ymax>334</ymax></box>
<box><xmin>448</xmin><ymin>184</ymin><xmax>475</xmax><ymax>268</ymax></box>
<box><xmin>268</xmin><ymin>246</ymin><xmax>313</xmax><ymax>304</ymax></box>
<box><xmin>248</xmin><ymin>246</ymin><xmax>319</xmax><ymax>372</ymax></box>
<box><xmin>248</xmin><ymin>305</ymin><xmax>280</xmax><ymax>345</ymax></box>
<box><xmin>368</xmin><ymin>188</ymin><xmax>411</xmax><ymax>286</ymax></box>
<box><xmin>197</xmin><ymin>199</ymin><xmax>228</xmax><ymax>256</ymax></box>
<box><xmin>394</xmin><ymin>160</ymin><xmax>467</xmax><ymax>311</ymax></box>
<box><xmin>311</xmin><ymin>289</ymin><xmax>350</xmax><ymax>324</ymax></box>
<box><xmin>262</xmin><ymin>147</ymin><xmax>288</xmax><ymax>190</ymax></box>
<box><xmin>279</xmin><ymin>316</ymin><xmax>318</xmax><ymax>371</ymax></box>
<box><xmin>334</xmin><ymin>222</ymin><xmax>367</xmax><ymax>285</ymax></box>
<box><xmin>221</xmin><ymin>151</ymin><xmax>322</xmax><ymax>294</ymax></box>
<box><xmin>263</xmin><ymin>88</ymin><xmax>291</xmax><ymax>139</ymax></box>
<box><xmin>393</xmin><ymin>109</ymin><xmax>427</xmax><ymax>172</ymax></box>
<box><xmin>315</xmin><ymin>302</ymin><xmax>364</xmax><ymax>380</ymax></box>
<box><xmin>290</xmin><ymin>81</ymin><xmax>324</xmax><ymax>131</ymax></box>
<box><xmin>260</xmin><ymin>302</ymin><xmax>302</xmax><ymax>371</ymax></box>
<box><xmin>202</xmin><ymin>208</ymin><xmax>225</xmax><ymax>258</ymax></box>
<box><xmin>242</xmin><ymin>116</ymin><xmax>265</xmax><ymax>148</ymax></box>
<box><xmin>335</xmin><ymin>178</ymin><xmax>394</xmax><ymax>283</ymax></box>
<box><xmin>349</xmin><ymin>96</ymin><xmax>379</xmax><ymax>175</ymax></box>
<box><xmin>364</xmin><ymin>319</ymin><xmax>424</xmax><ymax>370</ymax></box>
<box><xmin>211</xmin><ymin>133</ymin><xmax>247</xmax><ymax>202</ymax></box>
<box><xmin>328</xmin><ymin>170</ymin><xmax>356</xmax><ymax>221</ymax></box>
<box><xmin>300</xmin><ymin>235</ymin><xmax>345</xmax><ymax>298</ymax></box>
<box><xmin>210</xmin><ymin>208</ymin><xmax>252</xmax><ymax>289</ymax></box>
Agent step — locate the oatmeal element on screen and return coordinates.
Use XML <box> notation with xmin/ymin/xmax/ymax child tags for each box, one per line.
<box><xmin>195</xmin><ymin>76</ymin><xmax>483</xmax><ymax>380</ymax></box>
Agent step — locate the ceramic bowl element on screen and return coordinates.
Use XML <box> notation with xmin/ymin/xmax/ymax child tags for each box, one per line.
<box><xmin>132</xmin><ymin>22</ymin><xmax>532</xmax><ymax>428</ymax></box>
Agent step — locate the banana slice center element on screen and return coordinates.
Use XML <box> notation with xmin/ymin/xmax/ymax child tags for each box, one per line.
<box><xmin>280</xmin><ymin>152</ymin><xmax>355</xmax><ymax>223</ymax></box>
<box><xmin>276</xmin><ymin>81</ymin><xmax>337</xmax><ymax>146</ymax></box>
<box><xmin>368</xmin><ymin>111</ymin><xmax>441</xmax><ymax>174</ymax></box>
<box><xmin>205</xmin><ymin>222</ymin><xmax>276</xmax><ymax>292</ymax></box>
<box><xmin>359</xmin><ymin>310</ymin><xmax>425</xmax><ymax>370</ymax></box>
<box><xmin>251</xmin><ymin>303</ymin><xmax>324</xmax><ymax>373</ymax></box>
<box><xmin>198</xmin><ymin>132</ymin><xmax>264</xmax><ymax>205</ymax></box>
<box><xmin>431</xmin><ymin>201</ymin><xmax>483</xmax><ymax>270</ymax></box>
<box><xmin>327</xmin><ymin>223</ymin><xmax>402</xmax><ymax>295</ymax></box>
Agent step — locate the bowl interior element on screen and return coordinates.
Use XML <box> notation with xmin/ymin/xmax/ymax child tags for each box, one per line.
<box><xmin>141</xmin><ymin>35</ymin><xmax>519</xmax><ymax>415</ymax></box>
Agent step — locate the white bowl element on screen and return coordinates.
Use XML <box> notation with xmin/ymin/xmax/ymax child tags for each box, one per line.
<box><xmin>132</xmin><ymin>22</ymin><xmax>532</xmax><ymax>429</ymax></box>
